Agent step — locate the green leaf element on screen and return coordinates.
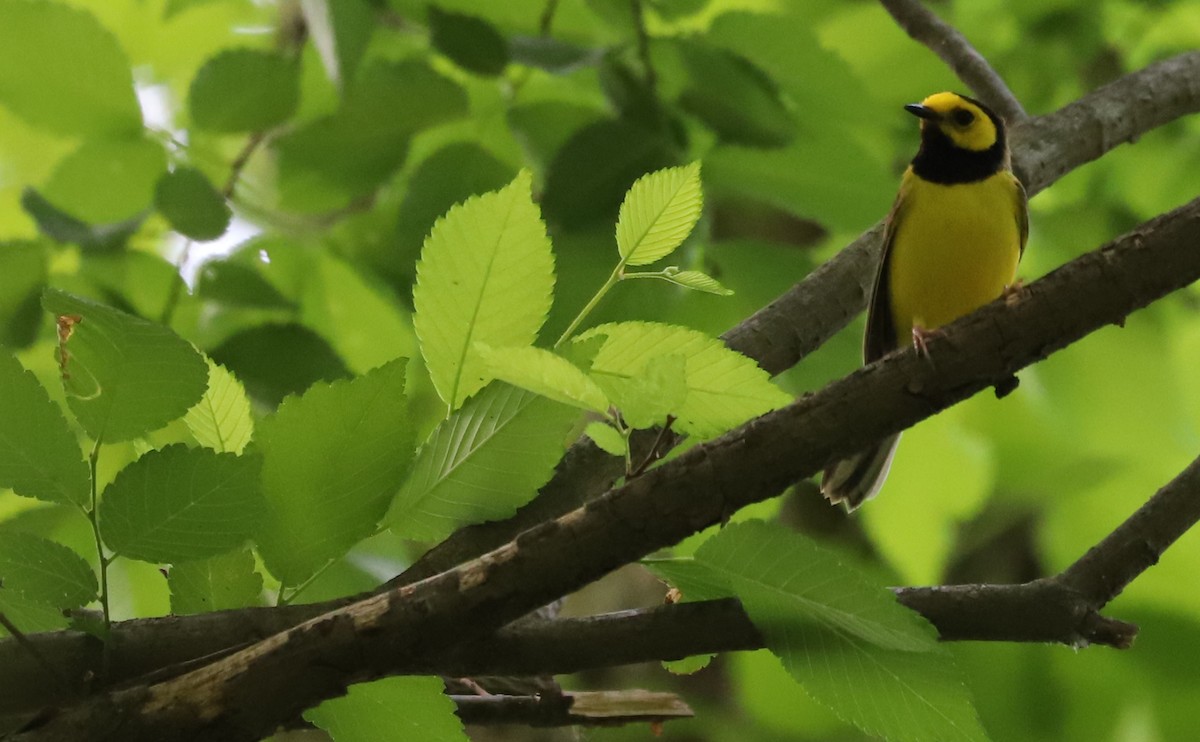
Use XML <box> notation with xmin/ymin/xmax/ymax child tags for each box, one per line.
<box><xmin>305</xmin><ymin>676</ymin><xmax>467</xmax><ymax>742</ymax></box>
<box><xmin>99</xmin><ymin>444</ymin><xmax>264</xmax><ymax>564</ymax></box>
<box><xmin>477</xmin><ymin>344</ymin><xmax>609</xmax><ymax>413</ymax></box>
<box><xmin>184</xmin><ymin>357</ymin><xmax>254</xmax><ymax>455</ymax></box>
<box><xmin>188</xmin><ymin>48</ymin><xmax>299</xmax><ymax>133</ymax></box>
<box><xmin>604</xmin><ymin>352</ymin><xmax>686</xmax><ymax>429</ymax></box>
<box><xmin>299</xmin><ymin>252</ymin><xmax>418</xmax><ymax>375</ymax></box>
<box><xmin>256</xmin><ymin>358</ymin><xmax>414</xmax><ymax>585</ymax></box>
<box><xmin>388</xmin><ymin>383</ymin><xmax>577</xmax><ymax>542</ymax></box>
<box><xmin>0</xmin><ymin>241</ymin><xmax>48</xmax><ymax>348</ymax></box>
<box><xmin>0</xmin><ymin>588</ymin><xmax>69</xmax><ymax>635</ymax></box>
<box><xmin>0</xmin><ymin>530</ymin><xmax>97</xmax><ymax>609</ymax></box>
<box><xmin>542</xmin><ymin>119</ymin><xmax>677</xmax><ymax>229</ymax></box>
<box><xmin>0</xmin><ymin>0</ymin><xmax>141</xmax><ymax>137</ymax></box>
<box><xmin>20</xmin><ymin>189</ymin><xmax>143</xmax><ymax>252</ymax></box>
<box><xmin>168</xmin><ymin>548</ymin><xmax>263</xmax><ymax>614</ymax></box>
<box><xmin>42</xmin><ymin>136</ymin><xmax>166</xmax><ymax>225</ymax></box>
<box><xmin>413</xmin><ymin>171</ymin><xmax>555</xmax><ymax>410</ymax></box>
<box><xmin>300</xmin><ymin>0</ymin><xmax>375</xmax><ymax>88</ymax></box>
<box><xmin>616</xmin><ymin>163</ymin><xmax>703</xmax><ymax>267</ymax></box>
<box><xmin>578</xmin><ymin>322</ymin><xmax>790</xmax><ymax>438</ymax></box>
<box><xmin>274</xmin><ymin>60</ymin><xmax>467</xmax><ymax>211</ymax></box>
<box><xmin>648</xmin><ymin>522</ymin><xmax>988</xmax><ymax>742</ymax></box>
<box><xmin>209</xmin><ymin>323</ymin><xmax>351</xmax><ymax>410</ymax></box>
<box><xmin>42</xmin><ymin>289</ymin><xmax>209</xmax><ymax>442</ymax></box>
<box><xmin>0</xmin><ymin>350</ymin><xmax>89</xmax><ymax>506</ymax></box>
<box><xmin>508</xmin><ymin>36</ymin><xmax>602</xmax><ymax>74</ymax></box>
<box><xmin>154</xmin><ymin>167</ymin><xmax>231</xmax><ymax>241</ymax></box>
<box><xmin>658</xmin><ymin>267</ymin><xmax>733</xmax><ymax>296</ymax></box>
<box><xmin>429</xmin><ymin>7</ymin><xmax>509</xmax><ymax>77</ymax></box>
<box><xmin>585</xmin><ymin>420</ymin><xmax>627</xmax><ymax>457</ymax></box>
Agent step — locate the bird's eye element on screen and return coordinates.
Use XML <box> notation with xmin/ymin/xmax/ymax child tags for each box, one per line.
<box><xmin>952</xmin><ymin>108</ymin><xmax>975</xmax><ymax>127</ymax></box>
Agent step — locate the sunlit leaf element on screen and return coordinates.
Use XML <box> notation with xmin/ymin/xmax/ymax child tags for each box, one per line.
<box><xmin>617</xmin><ymin>163</ymin><xmax>703</xmax><ymax>267</ymax></box>
<box><xmin>388</xmin><ymin>383</ymin><xmax>576</xmax><ymax>542</ymax></box>
<box><xmin>185</xmin><ymin>357</ymin><xmax>254</xmax><ymax>455</ymax></box>
<box><xmin>413</xmin><ymin>171</ymin><xmax>555</xmax><ymax>410</ymax></box>
<box><xmin>42</xmin><ymin>289</ymin><xmax>208</xmax><ymax>443</ymax></box>
<box><xmin>478</xmin><ymin>344</ymin><xmax>609</xmax><ymax>413</ymax></box>
<box><xmin>585</xmin><ymin>421</ymin><xmax>627</xmax><ymax>457</ymax></box>
<box><xmin>100</xmin><ymin>444</ymin><xmax>264</xmax><ymax>564</ymax></box>
<box><xmin>305</xmin><ymin>676</ymin><xmax>467</xmax><ymax>742</ymax></box>
<box><xmin>168</xmin><ymin>548</ymin><xmax>263</xmax><ymax>614</ymax></box>
<box><xmin>658</xmin><ymin>268</ymin><xmax>733</xmax><ymax>296</ymax></box>
<box><xmin>256</xmin><ymin>358</ymin><xmax>413</xmax><ymax>585</ymax></box>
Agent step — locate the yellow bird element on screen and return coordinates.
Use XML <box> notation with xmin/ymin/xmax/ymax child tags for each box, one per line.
<box><xmin>821</xmin><ymin>91</ymin><xmax>1028</xmax><ymax>510</ymax></box>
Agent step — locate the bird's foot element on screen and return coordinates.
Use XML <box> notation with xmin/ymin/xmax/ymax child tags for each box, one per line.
<box><xmin>1003</xmin><ymin>279</ymin><xmax>1025</xmax><ymax>306</ymax></box>
<box><xmin>911</xmin><ymin>324</ymin><xmax>942</xmax><ymax>360</ymax></box>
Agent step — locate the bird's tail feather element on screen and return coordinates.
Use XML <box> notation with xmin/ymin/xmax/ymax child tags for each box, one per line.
<box><xmin>820</xmin><ymin>434</ymin><xmax>901</xmax><ymax>511</ymax></box>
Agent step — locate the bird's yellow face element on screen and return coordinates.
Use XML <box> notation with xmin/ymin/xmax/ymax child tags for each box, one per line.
<box><xmin>906</xmin><ymin>92</ymin><xmax>997</xmax><ymax>152</ymax></box>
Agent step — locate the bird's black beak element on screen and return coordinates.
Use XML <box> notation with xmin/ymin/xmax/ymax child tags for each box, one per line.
<box><xmin>904</xmin><ymin>103</ymin><xmax>939</xmax><ymax>121</ymax></box>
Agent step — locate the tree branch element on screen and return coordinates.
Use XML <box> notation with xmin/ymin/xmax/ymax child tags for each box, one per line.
<box><xmin>879</xmin><ymin>0</ymin><xmax>1026</xmax><ymax>122</ymax></box>
<box><xmin>452</xmin><ymin>690</ymin><xmax>692</xmax><ymax>728</ymax></box>
<box><xmin>386</xmin><ymin>50</ymin><xmax>1200</xmax><ymax>592</ymax></box>
<box><xmin>12</xmin><ymin>182</ymin><xmax>1200</xmax><ymax>741</ymax></box>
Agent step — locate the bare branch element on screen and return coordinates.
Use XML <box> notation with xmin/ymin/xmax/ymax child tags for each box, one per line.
<box><xmin>879</xmin><ymin>0</ymin><xmax>1026</xmax><ymax>122</ymax></box>
<box><xmin>12</xmin><ymin>186</ymin><xmax>1200</xmax><ymax>742</ymax></box>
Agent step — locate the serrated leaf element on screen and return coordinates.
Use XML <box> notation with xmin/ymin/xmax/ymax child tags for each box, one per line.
<box><xmin>577</xmin><ymin>322</ymin><xmax>790</xmax><ymax>438</ymax></box>
<box><xmin>0</xmin><ymin>588</ymin><xmax>70</xmax><ymax>635</ymax></box>
<box><xmin>412</xmin><ymin>171</ymin><xmax>555</xmax><ymax>410</ymax></box>
<box><xmin>0</xmin><ymin>530</ymin><xmax>97</xmax><ymax>608</ymax></box>
<box><xmin>428</xmin><ymin>7</ymin><xmax>509</xmax><ymax>77</ymax></box>
<box><xmin>477</xmin><ymin>344</ymin><xmax>609</xmax><ymax>414</ymax></box>
<box><xmin>42</xmin><ymin>289</ymin><xmax>209</xmax><ymax>442</ymax></box>
<box><xmin>0</xmin><ymin>350</ymin><xmax>89</xmax><ymax>506</ymax></box>
<box><xmin>42</xmin><ymin>136</ymin><xmax>166</xmax><ymax>225</ymax></box>
<box><xmin>305</xmin><ymin>676</ymin><xmax>467</xmax><ymax>742</ymax></box>
<box><xmin>0</xmin><ymin>0</ymin><xmax>141</xmax><ymax>137</ymax></box>
<box><xmin>99</xmin><ymin>444</ymin><xmax>264</xmax><ymax>564</ymax></box>
<box><xmin>660</xmin><ymin>268</ymin><xmax>733</xmax><ymax>296</ymax></box>
<box><xmin>647</xmin><ymin>522</ymin><xmax>988</xmax><ymax>742</ymax></box>
<box><xmin>188</xmin><ymin>48</ymin><xmax>299</xmax><ymax>133</ymax></box>
<box><xmin>185</xmin><ymin>357</ymin><xmax>253</xmax><ymax>454</ymax></box>
<box><xmin>585</xmin><ymin>421</ymin><xmax>627</xmax><ymax>457</ymax></box>
<box><xmin>256</xmin><ymin>358</ymin><xmax>414</xmax><ymax>585</ymax></box>
<box><xmin>169</xmin><ymin>548</ymin><xmax>262</xmax><ymax>614</ymax></box>
<box><xmin>388</xmin><ymin>383</ymin><xmax>577</xmax><ymax>542</ymax></box>
<box><xmin>606</xmin><ymin>352</ymin><xmax>686</xmax><ymax>429</ymax></box>
<box><xmin>155</xmin><ymin>167</ymin><xmax>231</xmax><ymax>241</ymax></box>
<box><xmin>617</xmin><ymin>163</ymin><xmax>703</xmax><ymax>267</ymax></box>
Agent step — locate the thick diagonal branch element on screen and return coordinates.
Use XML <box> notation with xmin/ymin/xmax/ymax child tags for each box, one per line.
<box><xmin>13</xmin><ymin>189</ymin><xmax>1200</xmax><ymax>742</ymax></box>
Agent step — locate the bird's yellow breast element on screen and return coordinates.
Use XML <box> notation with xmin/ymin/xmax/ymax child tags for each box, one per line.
<box><xmin>887</xmin><ymin>169</ymin><xmax>1022</xmax><ymax>344</ymax></box>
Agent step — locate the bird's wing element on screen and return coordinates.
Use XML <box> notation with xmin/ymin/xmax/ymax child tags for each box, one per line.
<box><xmin>1012</xmin><ymin>172</ymin><xmax>1029</xmax><ymax>260</ymax></box>
<box><xmin>863</xmin><ymin>171</ymin><xmax>913</xmax><ymax>363</ymax></box>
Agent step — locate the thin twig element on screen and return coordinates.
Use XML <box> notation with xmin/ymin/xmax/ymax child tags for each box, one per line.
<box><xmin>629</xmin><ymin>0</ymin><xmax>656</xmax><ymax>94</ymax></box>
<box><xmin>222</xmin><ymin>131</ymin><xmax>267</xmax><ymax>199</ymax></box>
<box><xmin>879</xmin><ymin>0</ymin><xmax>1027</xmax><ymax>122</ymax></box>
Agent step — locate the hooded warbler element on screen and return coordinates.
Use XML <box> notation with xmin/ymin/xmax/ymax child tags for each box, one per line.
<box><xmin>821</xmin><ymin>91</ymin><xmax>1028</xmax><ymax>510</ymax></box>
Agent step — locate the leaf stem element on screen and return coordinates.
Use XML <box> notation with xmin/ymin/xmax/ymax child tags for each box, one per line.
<box><xmin>554</xmin><ymin>264</ymin><xmax>623</xmax><ymax>348</ymax></box>
<box><xmin>85</xmin><ymin>438</ymin><xmax>113</xmax><ymax>668</ymax></box>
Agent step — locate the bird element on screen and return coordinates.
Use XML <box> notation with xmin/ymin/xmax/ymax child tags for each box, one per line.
<box><xmin>821</xmin><ymin>91</ymin><xmax>1028</xmax><ymax>510</ymax></box>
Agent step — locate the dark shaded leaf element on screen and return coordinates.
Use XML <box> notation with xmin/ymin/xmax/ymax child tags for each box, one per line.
<box><xmin>188</xmin><ymin>48</ymin><xmax>300</xmax><ymax>133</ymax></box>
<box><xmin>429</xmin><ymin>7</ymin><xmax>509</xmax><ymax>77</ymax></box>
<box><xmin>209</xmin><ymin>322</ymin><xmax>351</xmax><ymax>409</ymax></box>
<box><xmin>154</xmin><ymin>167</ymin><xmax>232</xmax><ymax>241</ymax></box>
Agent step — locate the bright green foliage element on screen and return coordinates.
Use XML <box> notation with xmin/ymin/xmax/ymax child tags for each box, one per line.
<box><xmin>616</xmin><ymin>162</ymin><xmax>704</xmax><ymax>267</ymax></box>
<box><xmin>656</xmin><ymin>267</ymin><xmax>734</xmax><ymax>296</ymax></box>
<box><xmin>168</xmin><ymin>548</ymin><xmax>262</xmax><ymax>614</ymax></box>
<box><xmin>388</xmin><ymin>383</ymin><xmax>577</xmax><ymax>542</ymax></box>
<box><xmin>0</xmin><ymin>0</ymin><xmax>141</xmax><ymax>137</ymax></box>
<box><xmin>0</xmin><ymin>350</ymin><xmax>89</xmax><ymax>506</ymax></box>
<box><xmin>413</xmin><ymin>171</ymin><xmax>555</xmax><ymax>410</ymax></box>
<box><xmin>0</xmin><ymin>241</ymin><xmax>46</xmax><ymax>347</ymax></box>
<box><xmin>428</xmin><ymin>7</ymin><xmax>509</xmax><ymax>77</ymax></box>
<box><xmin>477</xmin><ymin>344</ymin><xmax>609</xmax><ymax>414</ymax></box>
<box><xmin>649</xmin><ymin>521</ymin><xmax>989</xmax><ymax>742</ymax></box>
<box><xmin>578</xmin><ymin>322</ymin><xmax>791</xmax><ymax>438</ymax></box>
<box><xmin>305</xmin><ymin>676</ymin><xmax>467</xmax><ymax>742</ymax></box>
<box><xmin>0</xmin><ymin>530</ymin><xmax>97</xmax><ymax>609</ymax></box>
<box><xmin>154</xmin><ymin>167</ymin><xmax>231</xmax><ymax>241</ymax></box>
<box><xmin>188</xmin><ymin>48</ymin><xmax>299</xmax><ymax>133</ymax></box>
<box><xmin>256</xmin><ymin>357</ymin><xmax>413</xmax><ymax>586</ymax></box>
<box><xmin>100</xmin><ymin>444</ymin><xmax>264</xmax><ymax>564</ymax></box>
<box><xmin>605</xmin><ymin>352</ymin><xmax>686</xmax><ymax>429</ymax></box>
<box><xmin>42</xmin><ymin>136</ymin><xmax>166</xmax><ymax>225</ymax></box>
<box><xmin>42</xmin><ymin>290</ymin><xmax>208</xmax><ymax>443</ymax></box>
<box><xmin>584</xmin><ymin>420</ymin><xmax>627</xmax><ymax>457</ymax></box>
<box><xmin>184</xmin><ymin>358</ymin><xmax>254</xmax><ymax>455</ymax></box>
